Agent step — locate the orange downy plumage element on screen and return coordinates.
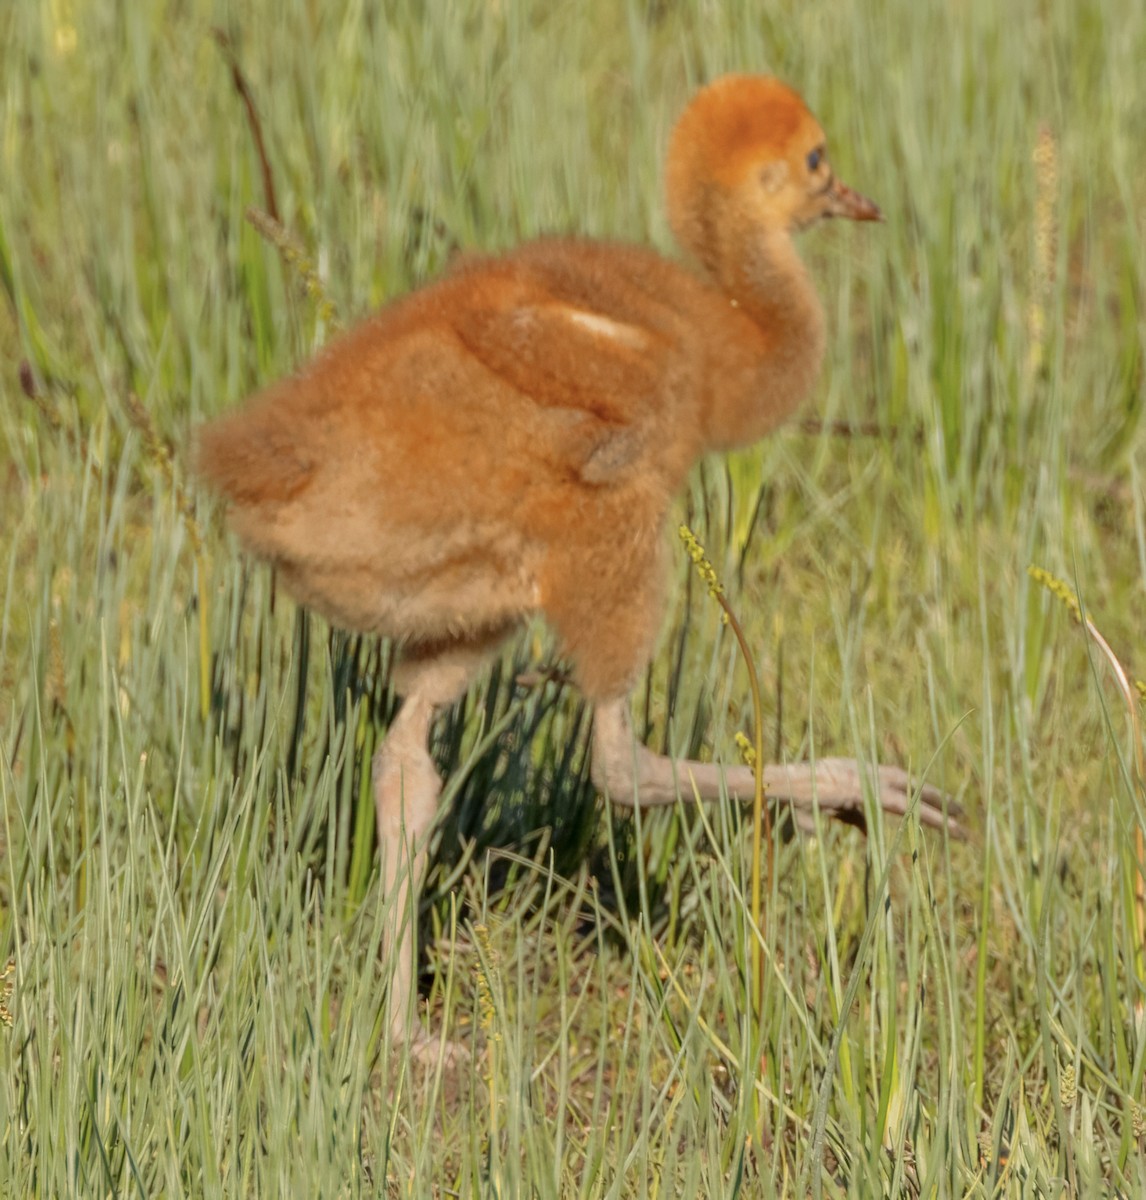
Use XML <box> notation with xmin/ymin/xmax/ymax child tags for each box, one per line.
<box><xmin>198</xmin><ymin>75</ymin><xmax>880</xmax><ymax>698</ymax></box>
<box><xmin>198</xmin><ymin>76</ymin><xmax>953</xmax><ymax>1053</ymax></box>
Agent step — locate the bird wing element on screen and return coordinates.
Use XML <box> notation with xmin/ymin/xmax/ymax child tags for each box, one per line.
<box><xmin>198</xmin><ymin>242</ymin><xmax>693</xmax><ymax>510</ymax></box>
<box><xmin>443</xmin><ymin>242</ymin><xmax>697</xmax><ymax>486</ymax></box>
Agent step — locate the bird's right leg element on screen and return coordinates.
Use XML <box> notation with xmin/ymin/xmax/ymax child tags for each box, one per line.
<box><xmin>546</xmin><ymin>543</ymin><xmax>960</xmax><ymax>835</ymax></box>
<box><xmin>590</xmin><ymin>698</ymin><xmax>960</xmax><ymax>836</ymax></box>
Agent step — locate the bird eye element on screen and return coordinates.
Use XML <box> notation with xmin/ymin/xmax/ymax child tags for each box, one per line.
<box><xmin>806</xmin><ymin>147</ymin><xmax>823</xmax><ymax>172</ymax></box>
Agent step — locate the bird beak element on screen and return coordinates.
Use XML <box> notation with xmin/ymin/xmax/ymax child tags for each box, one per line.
<box><xmin>824</xmin><ymin>179</ymin><xmax>883</xmax><ymax>222</ymax></box>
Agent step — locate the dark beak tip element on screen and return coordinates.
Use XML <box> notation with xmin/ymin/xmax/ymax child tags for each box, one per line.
<box><xmin>851</xmin><ymin>194</ymin><xmax>883</xmax><ymax>224</ymax></box>
<box><xmin>827</xmin><ymin>181</ymin><xmax>883</xmax><ymax>224</ymax></box>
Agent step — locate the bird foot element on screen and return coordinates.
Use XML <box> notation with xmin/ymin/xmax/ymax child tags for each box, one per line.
<box><xmin>762</xmin><ymin>757</ymin><xmax>963</xmax><ymax>838</ymax></box>
<box><xmin>396</xmin><ymin>1027</ymin><xmax>471</xmax><ymax>1069</ymax></box>
<box><xmin>592</xmin><ymin>700</ymin><xmax>962</xmax><ymax>837</ymax></box>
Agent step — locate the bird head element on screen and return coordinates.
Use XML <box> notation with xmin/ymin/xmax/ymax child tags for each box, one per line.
<box><xmin>666</xmin><ymin>75</ymin><xmax>881</xmax><ymax>274</ymax></box>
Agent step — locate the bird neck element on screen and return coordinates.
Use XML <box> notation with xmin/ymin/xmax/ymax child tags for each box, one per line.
<box><xmin>701</xmin><ymin>228</ymin><xmax>826</xmax><ymax>451</ymax></box>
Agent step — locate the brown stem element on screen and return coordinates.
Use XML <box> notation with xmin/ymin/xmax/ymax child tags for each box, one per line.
<box><xmin>212</xmin><ymin>29</ymin><xmax>280</xmax><ymax>222</ymax></box>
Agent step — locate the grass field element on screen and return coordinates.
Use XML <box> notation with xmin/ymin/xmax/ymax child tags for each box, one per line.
<box><xmin>2</xmin><ymin>0</ymin><xmax>1145</xmax><ymax>1194</ymax></box>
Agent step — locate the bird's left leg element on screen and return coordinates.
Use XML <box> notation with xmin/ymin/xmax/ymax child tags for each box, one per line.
<box><xmin>376</xmin><ymin>631</ymin><xmax>513</xmax><ymax>1060</ymax></box>
<box><xmin>374</xmin><ymin>688</ymin><xmax>442</xmax><ymax>1054</ymax></box>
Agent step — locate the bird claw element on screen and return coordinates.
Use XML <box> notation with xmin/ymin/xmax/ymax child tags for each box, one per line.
<box><xmin>398</xmin><ymin>1028</ymin><xmax>471</xmax><ymax>1069</ymax></box>
<box><xmin>763</xmin><ymin>757</ymin><xmax>963</xmax><ymax>839</ymax></box>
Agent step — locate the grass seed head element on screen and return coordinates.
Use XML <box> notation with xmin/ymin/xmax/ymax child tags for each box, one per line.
<box><xmin>678</xmin><ymin>523</ymin><xmax>724</xmax><ymax>598</ymax></box>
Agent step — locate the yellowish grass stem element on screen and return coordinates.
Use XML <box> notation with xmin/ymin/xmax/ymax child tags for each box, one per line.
<box><xmin>1028</xmin><ymin>565</ymin><xmax>1146</xmax><ymax>987</ymax></box>
<box><xmin>678</xmin><ymin>525</ymin><xmax>772</xmax><ymax>1012</ymax></box>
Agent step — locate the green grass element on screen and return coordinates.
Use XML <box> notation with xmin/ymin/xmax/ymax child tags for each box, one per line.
<box><xmin>2</xmin><ymin>0</ymin><xmax>1145</xmax><ymax>1193</ymax></box>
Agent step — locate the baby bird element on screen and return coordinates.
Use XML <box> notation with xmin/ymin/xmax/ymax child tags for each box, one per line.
<box><xmin>198</xmin><ymin>75</ymin><xmax>957</xmax><ymax>1051</ymax></box>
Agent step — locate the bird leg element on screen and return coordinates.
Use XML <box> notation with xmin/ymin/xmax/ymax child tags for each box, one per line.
<box><xmin>374</xmin><ymin>631</ymin><xmax>514</xmax><ymax>1058</ymax></box>
<box><xmin>373</xmin><ymin>691</ymin><xmax>446</xmax><ymax>1052</ymax></box>
<box><xmin>375</xmin><ymin>680</ymin><xmax>959</xmax><ymax>1056</ymax></box>
<box><xmin>590</xmin><ymin>697</ymin><xmax>961</xmax><ymax>836</ymax></box>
